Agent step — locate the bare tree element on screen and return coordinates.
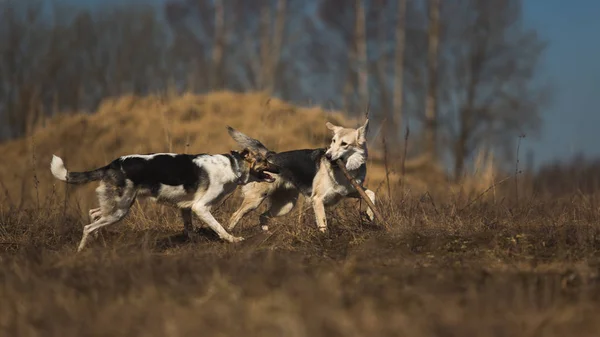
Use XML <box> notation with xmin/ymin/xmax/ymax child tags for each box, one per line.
<box><xmin>0</xmin><ymin>1</ymin><xmax>173</xmax><ymax>140</ymax></box>
<box><xmin>373</xmin><ymin>0</ymin><xmax>392</xmax><ymax>126</ymax></box>
<box><xmin>318</xmin><ymin>0</ymin><xmax>372</xmax><ymax>115</ymax></box>
<box><xmin>393</xmin><ymin>0</ymin><xmax>407</xmax><ymax>135</ymax></box>
<box><xmin>439</xmin><ymin>0</ymin><xmax>547</xmax><ymax>180</ymax></box>
<box><xmin>270</xmin><ymin>0</ymin><xmax>287</xmax><ymax>94</ymax></box>
<box><xmin>258</xmin><ymin>0</ymin><xmax>271</xmax><ymax>91</ymax></box>
<box><xmin>424</xmin><ymin>0</ymin><xmax>440</xmax><ymax>161</ymax></box>
<box><xmin>0</xmin><ymin>0</ymin><xmax>548</xmax><ymax>167</ymax></box>
<box><xmin>373</xmin><ymin>0</ymin><xmax>407</xmax><ymax>144</ymax></box>
<box><xmin>355</xmin><ymin>0</ymin><xmax>369</xmax><ymax>112</ymax></box>
<box><xmin>211</xmin><ymin>0</ymin><xmax>225</xmax><ymax>90</ymax></box>
<box><xmin>165</xmin><ymin>0</ymin><xmax>212</xmax><ymax>91</ymax></box>
<box><xmin>257</xmin><ymin>0</ymin><xmax>287</xmax><ymax>94</ymax></box>
<box><xmin>0</xmin><ymin>1</ymin><xmax>61</xmax><ymax>138</ymax></box>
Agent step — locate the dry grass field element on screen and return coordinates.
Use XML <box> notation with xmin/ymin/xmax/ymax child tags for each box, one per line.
<box><xmin>1</xmin><ymin>92</ymin><xmax>599</xmax><ymax>336</ymax></box>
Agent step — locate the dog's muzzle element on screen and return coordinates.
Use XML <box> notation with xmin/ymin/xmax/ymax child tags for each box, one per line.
<box><xmin>258</xmin><ymin>162</ymin><xmax>280</xmax><ymax>183</ymax></box>
<box><xmin>258</xmin><ymin>171</ymin><xmax>276</xmax><ymax>183</ymax></box>
<box><xmin>325</xmin><ymin>152</ymin><xmax>332</xmax><ymax>160</ymax></box>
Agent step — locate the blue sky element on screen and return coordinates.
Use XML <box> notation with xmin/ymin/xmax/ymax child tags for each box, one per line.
<box><xmin>523</xmin><ymin>0</ymin><xmax>600</xmax><ymax>165</ymax></box>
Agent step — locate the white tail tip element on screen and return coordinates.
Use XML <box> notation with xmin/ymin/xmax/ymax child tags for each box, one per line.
<box><xmin>50</xmin><ymin>155</ymin><xmax>68</xmax><ymax>181</ymax></box>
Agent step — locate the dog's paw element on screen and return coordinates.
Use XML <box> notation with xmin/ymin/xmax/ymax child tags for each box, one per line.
<box><xmin>360</xmin><ymin>210</ymin><xmax>375</xmax><ymax>222</ymax></box>
<box><xmin>345</xmin><ymin>154</ymin><xmax>365</xmax><ymax>171</ymax></box>
<box><xmin>89</xmin><ymin>209</ymin><xmax>102</xmax><ymax>222</ymax></box>
<box><xmin>318</xmin><ymin>227</ymin><xmax>327</xmax><ymax>233</ymax></box>
<box><xmin>184</xmin><ymin>229</ymin><xmax>199</xmax><ymax>240</ymax></box>
<box><xmin>226</xmin><ymin>236</ymin><xmax>245</xmax><ymax>243</ymax></box>
<box><xmin>261</xmin><ymin>225</ymin><xmax>269</xmax><ymax>232</ymax></box>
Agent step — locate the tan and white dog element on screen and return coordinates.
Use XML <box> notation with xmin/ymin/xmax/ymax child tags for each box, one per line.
<box><xmin>227</xmin><ymin>120</ymin><xmax>375</xmax><ymax>233</ymax></box>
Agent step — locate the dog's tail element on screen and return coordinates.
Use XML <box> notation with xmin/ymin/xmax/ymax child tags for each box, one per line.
<box><xmin>50</xmin><ymin>155</ymin><xmax>107</xmax><ymax>184</ymax></box>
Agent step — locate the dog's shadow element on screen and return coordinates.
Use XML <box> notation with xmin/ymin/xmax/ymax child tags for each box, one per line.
<box><xmin>152</xmin><ymin>227</ymin><xmax>221</xmax><ymax>250</ymax></box>
<box><xmin>150</xmin><ymin>226</ymin><xmax>272</xmax><ymax>252</ymax></box>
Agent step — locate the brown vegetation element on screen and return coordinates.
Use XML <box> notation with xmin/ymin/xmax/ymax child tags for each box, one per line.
<box><xmin>2</xmin><ymin>178</ymin><xmax>600</xmax><ymax>336</ymax></box>
<box><xmin>0</xmin><ymin>91</ymin><xmax>598</xmax><ymax>336</ymax></box>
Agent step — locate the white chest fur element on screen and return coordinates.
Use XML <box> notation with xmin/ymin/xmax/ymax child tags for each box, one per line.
<box><xmin>312</xmin><ymin>159</ymin><xmax>366</xmax><ymax>205</ymax></box>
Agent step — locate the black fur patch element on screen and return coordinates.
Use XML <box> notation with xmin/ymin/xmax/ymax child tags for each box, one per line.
<box><xmin>223</xmin><ymin>152</ymin><xmax>240</xmax><ymax>172</ymax></box>
<box><xmin>115</xmin><ymin>154</ymin><xmax>209</xmax><ymax>195</ymax></box>
<box><xmin>268</xmin><ymin>149</ymin><xmax>326</xmax><ymax>195</ymax></box>
<box><xmin>66</xmin><ymin>167</ymin><xmax>107</xmax><ymax>184</ymax></box>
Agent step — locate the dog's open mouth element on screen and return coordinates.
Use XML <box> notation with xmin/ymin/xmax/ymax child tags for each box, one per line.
<box><xmin>259</xmin><ymin>171</ymin><xmax>276</xmax><ymax>183</ymax></box>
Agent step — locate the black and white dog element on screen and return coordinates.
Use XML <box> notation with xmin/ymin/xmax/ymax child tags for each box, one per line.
<box><xmin>227</xmin><ymin>120</ymin><xmax>375</xmax><ymax>233</ymax></box>
<box><xmin>50</xmin><ymin>127</ymin><xmax>279</xmax><ymax>252</ymax></box>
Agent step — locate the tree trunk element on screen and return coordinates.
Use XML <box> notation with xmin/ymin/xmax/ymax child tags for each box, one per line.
<box><xmin>343</xmin><ymin>74</ymin><xmax>353</xmax><ymax>113</ymax></box>
<box><xmin>375</xmin><ymin>0</ymin><xmax>392</xmax><ymax>140</ymax></box>
<box><xmin>454</xmin><ymin>64</ymin><xmax>479</xmax><ymax>181</ymax></box>
<box><xmin>393</xmin><ymin>0</ymin><xmax>407</xmax><ymax>140</ymax></box>
<box><xmin>355</xmin><ymin>0</ymin><xmax>368</xmax><ymax>114</ymax></box>
<box><xmin>211</xmin><ymin>0</ymin><xmax>225</xmax><ymax>90</ymax></box>
<box><xmin>454</xmin><ymin>128</ymin><xmax>468</xmax><ymax>181</ymax></box>
<box><xmin>258</xmin><ymin>0</ymin><xmax>271</xmax><ymax>92</ymax></box>
<box><xmin>454</xmin><ymin>32</ymin><xmax>485</xmax><ymax>181</ymax></box>
<box><xmin>268</xmin><ymin>0</ymin><xmax>286</xmax><ymax>95</ymax></box>
<box><xmin>425</xmin><ymin>0</ymin><xmax>440</xmax><ymax>161</ymax></box>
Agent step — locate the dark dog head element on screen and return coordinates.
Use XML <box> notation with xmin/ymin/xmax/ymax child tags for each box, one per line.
<box><xmin>239</xmin><ymin>148</ymin><xmax>279</xmax><ymax>183</ymax></box>
<box><xmin>227</xmin><ymin>126</ymin><xmax>280</xmax><ymax>183</ymax></box>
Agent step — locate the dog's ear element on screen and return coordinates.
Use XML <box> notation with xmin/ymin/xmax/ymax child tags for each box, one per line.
<box><xmin>357</xmin><ymin>119</ymin><xmax>369</xmax><ymax>144</ymax></box>
<box><xmin>227</xmin><ymin>126</ymin><xmax>271</xmax><ymax>156</ymax></box>
<box><xmin>326</xmin><ymin>122</ymin><xmax>343</xmax><ymax>134</ymax></box>
<box><xmin>239</xmin><ymin>148</ymin><xmax>258</xmax><ymax>163</ymax></box>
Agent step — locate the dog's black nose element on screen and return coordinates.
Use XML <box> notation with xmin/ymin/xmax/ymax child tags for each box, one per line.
<box><xmin>325</xmin><ymin>153</ymin><xmax>332</xmax><ymax>160</ymax></box>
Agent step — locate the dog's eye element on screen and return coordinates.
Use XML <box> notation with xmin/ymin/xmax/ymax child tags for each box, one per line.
<box><xmin>341</xmin><ymin>141</ymin><xmax>348</xmax><ymax>146</ymax></box>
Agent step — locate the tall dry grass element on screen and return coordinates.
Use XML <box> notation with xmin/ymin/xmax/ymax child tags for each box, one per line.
<box><xmin>2</xmin><ymin>180</ymin><xmax>600</xmax><ymax>336</ymax></box>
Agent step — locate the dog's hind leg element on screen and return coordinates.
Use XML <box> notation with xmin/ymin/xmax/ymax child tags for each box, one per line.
<box><xmin>89</xmin><ymin>208</ymin><xmax>102</xmax><ymax>221</ymax></box>
<box><xmin>259</xmin><ymin>190</ymin><xmax>299</xmax><ymax>231</ymax></box>
<box><xmin>77</xmin><ymin>182</ymin><xmax>136</xmax><ymax>252</ymax></box>
<box><xmin>88</xmin><ymin>207</ymin><xmax>103</xmax><ymax>239</ymax></box>
<box><xmin>364</xmin><ymin>189</ymin><xmax>376</xmax><ymax>221</ymax></box>
<box><xmin>79</xmin><ymin>213</ymin><xmax>123</xmax><ymax>252</ymax></box>
<box><xmin>348</xmin><ymin>188</ymin><xmax>376</xmax><ymax>222</ymax></box>
<box><xmin>181</xmin><ymin>208</ymin><xmax>194</xmax><ymax>238</ymax></box>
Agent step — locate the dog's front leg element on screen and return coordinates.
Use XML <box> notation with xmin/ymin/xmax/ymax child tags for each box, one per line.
<box><xmin>228</xmin><ymin>196</ymin><xmax>264</xmax><ymax>231</ymax></box>
<box><xmin>192</xmin><ymin>202</ymin><xmax>244</xmax><ymax>243</ymax></box>
<box><xmin>312</xmin><ymin>196</ymin><xmax>327</xmax><ymax>232</ymax></box>
<box><xmin>181</xmin><ymin>208</ymin><xmax>195</xmax><ymax>238</ymax></box>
